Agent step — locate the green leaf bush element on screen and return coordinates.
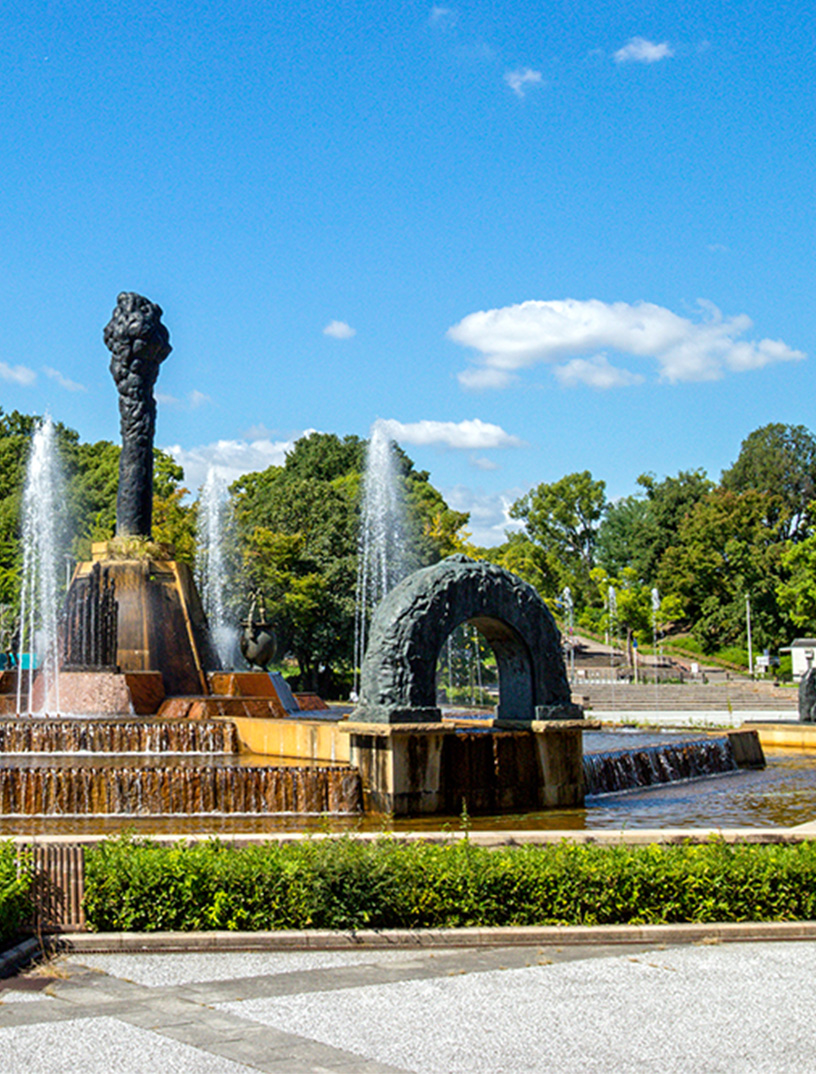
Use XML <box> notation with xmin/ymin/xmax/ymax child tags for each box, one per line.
<box><xmin>83</xmin><ymin>836</ymin><xmax>816</xmax><ymax>932</ymax></box>
<box><xmin>0</xmin><ymin>842</ymin><xmax>32</xmax><ymax>942</ymax></box>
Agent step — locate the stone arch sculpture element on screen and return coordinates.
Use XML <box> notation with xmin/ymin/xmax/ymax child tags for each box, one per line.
<box><xmin>355</xmin><ymin>555</ymin><xmax>583</xmax><ymax>724</ymax></box>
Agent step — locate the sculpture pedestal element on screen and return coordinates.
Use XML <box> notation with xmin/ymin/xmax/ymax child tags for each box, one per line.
<box><xmin>340</xmin><ymin>719</ymin><xmax>597</xmax><ymax>816</ymax></box>
<box><xmin>69</xmin><ymin>543</ymin><xmax>220</xmax><ymax>697</ymax></box>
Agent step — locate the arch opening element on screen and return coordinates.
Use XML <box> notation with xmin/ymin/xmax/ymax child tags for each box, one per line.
<box><xmin>435</xmin><ymin>617</ymin><xmax>534</xmax><ymax>719</ymax></box>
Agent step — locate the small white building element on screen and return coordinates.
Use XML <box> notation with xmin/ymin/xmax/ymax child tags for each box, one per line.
<box><xmin>782</xmin><ymin>639</ymin><xmax>816</xmax><ymax>681</ymax></box>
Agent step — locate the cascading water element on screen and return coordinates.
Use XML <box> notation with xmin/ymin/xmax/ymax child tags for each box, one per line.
<box><xmin>583</xmin><ymin>737</ymin><xmax>738</xmax><ymax>796</ymax></box>
<box><xmin>17</xmin><ymin>417</ymin><xmax>64</xmax><ymax>716</ymax></box>
<box><xmin>196</xmin><ymin>466</ymin><xmax>237</xmax><ymax>668</ymax></box>
<box><xmin>353</xmin><ymin>420</ymin><xmax>410</xmax><ymax>697</ymax></box>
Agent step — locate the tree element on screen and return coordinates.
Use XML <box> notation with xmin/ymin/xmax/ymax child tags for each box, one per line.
<box><xmin>232</xmin><ymin>431</ymin><xmax>469</xmax><ymax>691</ymax></box>
<box><xmin>721</xmin><ymin>423</ymin><xmax>816</xmax><ymax>541</ymax></box>
<box><xmin>657</xmin><ymin>488</ymin><xmax>789</xmax><ymax>652</ymax></box>
<box><xmin>282</xmin><ymin>432</ymin><xmax>366</xmax><ymax>483</ymax></box>
<box><xmin>589</xmin><ymin>565</ymin><xmax>653</xmax><ymax>664</ymax></box>
<box><xmin>477</xmin><ymin>533</ymin><xmax>558</xmax><ymax>602</ymax></box>
<box><xmin>509</xmin><ymin>471</ymin><xmax>606</xmax><ymax>603</ymax></box>
<box><xmin>634</xmin><ymin>469</ymin><xmax>714</xmax><ymax>582</ymax></box>
<box><xmin>777</xmin><ymin>537</ymin><xmax>816</xmax><ymax>630</ymax></box>
<box><xmin>65</xmin><ymin>440</ymin><xmax>119</xmax><ymax>557</ymax></box>
<box><xmin>0</xmin><ymin>409</ymin><xmax>80</xmax><ymax>606</ymax></box>
<box><xmin>595</xmin><ymin>495</ymin><xmax>651</xmax><ymax>579</ymax></box>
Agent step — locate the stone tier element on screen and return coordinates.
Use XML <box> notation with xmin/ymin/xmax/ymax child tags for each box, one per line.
<box><xmin>341</xmin><ymin>719</ymin><xmax>596</xmax><ymax>815</ymax></box>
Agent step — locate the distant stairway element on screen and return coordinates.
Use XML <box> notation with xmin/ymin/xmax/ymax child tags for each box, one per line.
<box><xmin>574</xmin><ymin>682</ymin><xmax>797</xmax><ymax>712</ymax></box>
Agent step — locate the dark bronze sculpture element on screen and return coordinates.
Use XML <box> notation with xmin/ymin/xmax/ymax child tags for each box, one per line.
<box><xmin>240</xmin><ymin>598</ymin><xmax>277</xmax><ymax>670</ymax></box>
<box><xmin>355</xmin><ymin>555</ymin><xmax>583</xmax><ymax>723</ymax></box>
<box><xmin>799</xmin><ymin>667</ymin><xmax>816</xmax><ymax>722</ymax></box>
<box><xmin>104</xmin><ymin>292</ymin><xmax>171</xmax><ymax>537</ymax></box>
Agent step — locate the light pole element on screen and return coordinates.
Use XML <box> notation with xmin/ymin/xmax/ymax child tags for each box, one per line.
<box><xmin>745</xmin><ymin>593</ymin><xmax>753</xmax><ymax>678</ymax></box>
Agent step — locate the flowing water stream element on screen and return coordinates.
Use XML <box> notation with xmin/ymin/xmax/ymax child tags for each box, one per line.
<box><xmin>17</xmin><ymin>417</ymin><xmax>64</xmax><ymax>715</ymax></box>
<box><xmin>196</xmin><ymin>466</ymin><xmax>237</xmax><ymax>668</ymax></box>
<box><xmin>353</xmin><ymin>420</ymin><xmax>411</xmax><ymax>696</ymax></box>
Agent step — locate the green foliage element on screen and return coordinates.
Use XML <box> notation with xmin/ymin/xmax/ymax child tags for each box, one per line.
<box><xmin>233</xmin><ymin>457</ymin><xmax>360</xmax><ymax>692</ymax></box>
<box><xmin>510</xmin><ymin>471</ymin><xmax>606</xmax><ymax>603</ymax></box>
<box><xmin>722</xmin><ymin>423</ymin><xmax>816</xmax><ymax>541</ymax></box>
<box><xmin>778</xmin><ymin>533</ymin><xmax>816</xmax><ymax>631</ymax></box>
<box><xmin>634</xmin><ymin>469</ymin><xmax>714</xmax><ymax>582</ymax></box>
<box><xmin>66</xmin><ymin>440</ymin><xmax>120</xmax><ymax>557</ymax></box>
<box><xmin>83</xmin><ymin>836</ymin><xmax>816</xmax><ymax>931</ymax></box>
<box><xmin>661</xmin><ymin>634</ymin><xmax>751</xmax><ymax>671</ymax></box>
<box><xmin>595</xmin><ymin>495</ymin><xmax>651</xmax><ymax>579</ymax></box>
<box><xmin>282</xmin><ymin>433</ymin><xmax>366</xmax><ymax>484</ymax></box>
<box><xmin>232</xmin><ymin>431</ymin><xmax>469</xmax><ymax>691</ymax></box>
<box><xmin>475</xmin><ymin>534</ymin><xmax>557</xmax><ymax>602</ymax></box>
<box><xmin>0</xmin><ymin>409</ymin><xmax>81</xmax><ymax>607</ymax></box>
<box><xmin>586</xmin><ymin>566</ymin><xmax>655</xmax><ymax>662</ymax></box>
<box><xmin>658</xmin><ymin>488</ymin><xmax>789</xmax><ymax>653</ymax></box>
<box><xmin>0</xmin><ymin>842</ymin><xmax>32</xmax><ymax>941</ymax></box>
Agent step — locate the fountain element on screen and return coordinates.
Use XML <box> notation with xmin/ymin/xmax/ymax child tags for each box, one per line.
<box><xmin>0</xmin><ymin>294</ymin><xmax>785</xmax><ymax>938</ymax></box>
<box><xmin>0</xmin><ymin>294</ymin><xmax>353</xmax><ymax>822</ymax></box>
<box><xmin>584</xmin><ymin>735</ymin><xmax>743</xmax><ymax>796</ymax></box>
<box><xmin>0</xmin><ymin>293</ymin><xmax>767</xmax><ymax>830</ymax></box>
<box><xmin>197</xmin><ymin>466</ymin><xmax>237</xmax><ymax>669</ymax></box>
<box><xmin>16</xmin><ymin>417</ymin><xmax>64</xmax><ymax>716</ymax></box>
<box><xmin>353</xmin><ymin>419</ymin><xmax>410</xmax><ymax>697</ymax></box>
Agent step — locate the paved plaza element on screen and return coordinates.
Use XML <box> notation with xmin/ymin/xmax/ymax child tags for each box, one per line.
<box><xmin>0</xmin><ymin>938</ymin><xmax>815</xmax><ymax>1072</ymax></box>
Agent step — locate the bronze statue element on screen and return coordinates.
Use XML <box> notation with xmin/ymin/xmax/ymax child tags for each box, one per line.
<box><xmin>104</xmin><ymin>292</ymin><xmax>171</xmax><ymax>537</ymax></box>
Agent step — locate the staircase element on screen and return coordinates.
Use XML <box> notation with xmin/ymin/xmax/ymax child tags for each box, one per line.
<box><xmin>573</xmin><ymin>681</ymin><xmax>797</xmax><ymax>713</ymax></box>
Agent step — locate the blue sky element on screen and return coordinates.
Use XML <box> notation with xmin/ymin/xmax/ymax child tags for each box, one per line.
<box><xmin>1</xmin><ymin>0</ymin><xmax>814</xmax><ymax>543</ymax></box>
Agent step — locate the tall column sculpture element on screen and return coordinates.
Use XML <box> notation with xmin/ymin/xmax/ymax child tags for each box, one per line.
<box><xmin>103</xmin><ymin>292</ymin><xmax>172</xmax><ymax>537</ymax></box>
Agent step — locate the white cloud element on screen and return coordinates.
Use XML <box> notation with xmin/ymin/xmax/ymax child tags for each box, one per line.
<box><xmin>614</xmin><ymin>37</ymin><xmax>673</xmax><ymax>64</ymax></box>
<box><xmin>458</xmin><ymin>366</ymin><xmax>518</xmax><ymax>391</ymax></box>
<box><xmin>707</xmin><ymin>242</ymin><xmax>730</xmax><ymax>253</ymax></box>
<box><xmin>323</xmin><ymin>320</ymin><xmax>356</xmax><ymax>340</ymax></box>
<box><xmin>163</xmin><ymin>431</ymin><xmax>314</xmax><ymax>491</ymax></box>
<box><xmin>553</xmin><ymin>355</ymin><xmax>645</xmax><ymax>389</ymax></box>
<box><xmin>471</xmin><ymin>456</ymin><xmax>499</xmax><ymax>471</ymax></box>
<box><xmin>43</xmin><ymin>366</ymin><xmax>87</xmax><ymax>392</ymax></box>
<box><xmin>443</xmin><ymin>484</ymin><xmax>525</xmax><ymax>546</ymax></box>
<box><xmin>377</xmin><ymin>418</ymin><xmax>523</xmax><ymax>450</ymax></box>
<box><xmin>0</xmin><ymin>361</ymin><xmax>36</xmax><ymax>386</ymax></box>
<box><xmin>156</xmin><ymin>389</ymin><xmax>211</xmax><ymax>410</ymax></box>
<box><xmin>429</xmin><ymin>5</ymin><xmax>456</xmax><ymax>27</ymax></box>
<box><xmin>504</xmin><ymin>67</ymin><xmax>543</xmax><ymax>98</ymax></box>
<box><xmin>448</xmin><ymin>298</ymin><xmax>806</xmax><ymax>390</ymax></box>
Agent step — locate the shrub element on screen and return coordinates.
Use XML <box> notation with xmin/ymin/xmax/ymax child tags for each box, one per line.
<box><xmin>0</xmin><ymin>842</ymin><xmax>33</xmax><ymax>942</ymax></box>
<box><xmin>83</xmin><ymin>835</ymin><xmax>816</xmax><ymax>932</ymax></box>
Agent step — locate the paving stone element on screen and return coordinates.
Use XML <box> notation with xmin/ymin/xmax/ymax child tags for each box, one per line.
<box><xmin>5</xmin><ymin>938</ymin><xmax>816</xmax><ymax>1072</ymax></box>
<box><xmin>0</xmin><ymin>1015</ymin><xmax>255</xmax><ymax>1073</ymax></box>
<box><xmin>74</xmin><ymin>948</ymin><xmax>426</xmax><ymax>988</ymax></box>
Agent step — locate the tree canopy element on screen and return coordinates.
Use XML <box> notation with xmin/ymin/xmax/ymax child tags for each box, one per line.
<box><xmin>509</xmin><ymin>471</ymin><xmax>606</xmax><ymax>604</ymax></box>
<box><xmin>232</xmin><ymin>431</ymin><xmax>470</xmax><ymax>690</ymax></box>
<box><xmin>3</xmin><ymin>409</ymin><xmax>815</xmax><ymax>680</ymax></box>
<box><xmin>721</xmin><ymin>422</ymin><xmax>816</xmax><ymax>541</ymax></box>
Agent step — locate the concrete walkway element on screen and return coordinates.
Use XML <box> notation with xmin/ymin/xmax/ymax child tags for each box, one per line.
<box><xmin>3</xmin><ymin>936</ymin><xmax>816</xmax><ymax>1072</ymax></box>
<box><xmin>593</xmin><ymin>709</ymin><xmax>797</xmax><ymax>726</ymax></box>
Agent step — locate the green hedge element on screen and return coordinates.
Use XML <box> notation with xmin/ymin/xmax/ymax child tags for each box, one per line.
<box><xmin>83</xmin><ymin>836</ymin><xmax>816</xmax><ymax>931</ymax></box>
<box><xmin>0</xmin><ymin>842</ymin><xmax>32</xmax><ymax>942</ymax></box>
